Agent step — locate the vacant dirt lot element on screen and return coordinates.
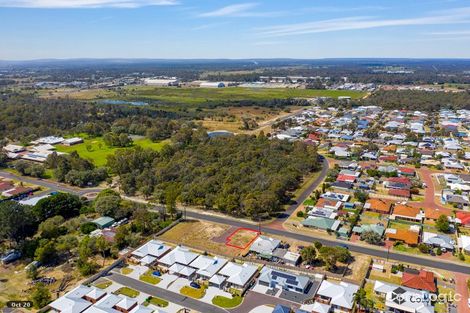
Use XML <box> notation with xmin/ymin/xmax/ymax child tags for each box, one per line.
<box><xmin>158</xmin><ymin>220</ymin><xmax>244</xmax><ymax>257</ymax></box>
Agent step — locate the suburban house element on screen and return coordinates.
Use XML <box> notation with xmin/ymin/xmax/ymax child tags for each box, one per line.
<box><xmin>391</xmin><ymin>204</ymin><xmax>424</xmax><ymax>222</ymax></box>
<box><xmin>190</xmin><ymin>255</ymin><xmax>228</xmax><ymax>281</ymax></box>
<box><xmin>373</xmin><ymin>280</ymin><xmax>434</xmax><ymax>313</ymax></box>
<box><xmin>458</xmin><ymin>235</ymin><xmax>470</xmax><ymax>254</ymax></box>
<box><xmin>302</xmin><ymin>217</ymin><xmax>340</xmax><ymax>232</ymax></box>
<box><xmin>315</xmin><ymin>280</ymin><xmax>359</xmax><ymax>313</ymax></box>
<box><xmin>401</xmin><ymin>269</ymin><xmax>437</xmax><ymax>293</ymax></box>
<box><xmin>48</xmin><ymin>285</ymin><xmax>146</xmax><ymax>313</ymax></box>
<box><xmin>258</xmin><ymin>267</ymin><xmax>312</xmax><ymax>294</ymax></box>
<box><xmin>217</xmin><ymin>262</ymin><xmax>258</xmax><ymax>291</ymax></box>
<box><xmin>352</xmin><ymin>224</ymin><xmax>385</xmax><ymax>237</ymax></box>
<box><xmin>130</xmin><ymin>240</ymin><xmax>171</xmax><ymax>266</ymax></box>
<box><xmin>364</xmin><ymin>198</ymin><xmax>392</xmax><ymax>214</ymax></box>
<box><xmin>249</xmin><ymin>236</ymin><xmax>281</xmax><ymax>258</ymax></box>
<box><xmin>422</xmin><ymin>232</ymin><xmax>454</xmax><ymax>251</ymax></box>
<box><xmin>385</xmin><ymin>228</ymin><xmax>420</xmax><ymax>246</ymax></box>
<box><xmin>456</xmin><ymin>211</ymin><xmax>470</xmax><ymax>227</ymax></box>
<box><xmin>158</xmin><ymin>246</ymin><xmax>199</xmax><ymax>277</ymax></box>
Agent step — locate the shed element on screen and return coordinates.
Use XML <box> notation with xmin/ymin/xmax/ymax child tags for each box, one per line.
<box><xmin>92</xmin><ymin>216</ymin><xmax>115</xmax><ymax>229</ymax></box>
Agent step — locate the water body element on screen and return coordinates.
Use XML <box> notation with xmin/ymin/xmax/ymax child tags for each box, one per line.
<box><xmin>98</xmin><ymin>99</ymin><xmax>148</xmax><ymax>106</ymax></box>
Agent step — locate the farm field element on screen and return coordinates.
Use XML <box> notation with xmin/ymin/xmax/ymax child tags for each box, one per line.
<box><xmin>55</xmin><ymin>137</ymin><xmax>169</xmax><ymax>167</ymax></box>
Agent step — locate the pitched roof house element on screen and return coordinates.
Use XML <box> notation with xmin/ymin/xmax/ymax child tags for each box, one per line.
<box><xmin>402</xmin><ymin>269</ymin><xmax>437</xmax><ymax>293</ymax></box>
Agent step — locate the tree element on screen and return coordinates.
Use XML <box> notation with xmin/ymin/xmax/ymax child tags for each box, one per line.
<box><xmin>80</xmin><ymin>222</ymin><xmax>98</xmax><ymax>234</ymax></box>
<box><xmin>360</xmin><ymin>231</ymin><xmax>382</xmax><ymax>245</ymax></box>
<box><xmin>354</xmin><ymin>288</ymin><xmax>374</xmax><ymax>312</ymax></box>
<box><xmin>300</xmin><ymin>246</ymin><xmax>317</xmax><ymax>265</ymax></box>
<box><xmin>96</xmin><ymin>236</ymin><xmax>110</xmax><ymax>267</ymax></box>
<box><xmin>38</xmin><ymin>216</ymin><xmax>66</xmax><ymax>239</ymax></box>
<box><xmin>34</xmin><ymin>240</ymin><xmax>58</xmax><ymax>264</ymax></box>
<box><xmin>0</xmin><ymin>201</ymin><xmax>36</xmax><ymax>244</ymax></box>
<box><xmin>31</xmin><ymin>283</ymin><xmax>51</xmax><ymax>309</ymax></box>
<box><xmin>418</xmin><ymin>243</ymin><xmax>430</xmax><ymax>254</ymax></box>
<box><xmin>354</xmin><ymin>190</ymin><xmax>369</xmax><ymax>203</ymax></box>
<box><xmin>165</xmin><ymin>184</ymin><xmax>179</xmax><ymax>217</ymax></box>
<box><xmin>318</xmin><ymin>246</ymin><xmax>351</xmax><ymax>271</ymax></box>
<box><xmin>26</xmin><ymin>264</ymin><xmax>39</xmax><ymax>280</ymax></box>
<box><xmin>33</xmin><ymin>193</ymin><xmax>82</xmax><ymax>222</ymax></box>
<box><xmin>435</xmin><ymin>215</ymin><xmax>450</xmax><ymax>233</ymax></box>
<box><xmin>94</xmin><ymin>189</ymin><xmax>122</xmax><ymax>219</ymax></box>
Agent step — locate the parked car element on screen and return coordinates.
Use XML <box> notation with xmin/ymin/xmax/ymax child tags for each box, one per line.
<box><xmin>190</xmin><ymin>282</ymin><xmax>201</xmax><ymax>289</ymax></box>
<box><xmin>1</xmin><ymin>250</ymin><xmax>22</xmax><ymax>264</ymax></box>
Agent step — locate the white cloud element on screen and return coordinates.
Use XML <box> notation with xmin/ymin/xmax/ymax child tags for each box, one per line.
<box><xmin>199</xmin><ymin>3</ymin><xmax>258</xmax><ymax>17</ymax></box>
<box><xmin>257</xmin><ymin>7</ymin><xmax>470</xmax><ymax>37</ymax></box>
<box><xmin>198</xmin><ymin>2</ymin><xmax>284</xmax><ymax>18</ymax></box>
<box><xmin>0</xmin><ymin>0</ymin><xmax>178</xmax><ymax>8</ymax></box>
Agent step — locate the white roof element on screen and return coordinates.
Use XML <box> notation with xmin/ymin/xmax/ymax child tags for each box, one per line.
<box><xmin>116</xmin><ymin>296</ymin><xmax>137</xmax><ymax>310</ymax></box>
<box><xmin>311</xmin><ymin>301</ymin><xmax>331</xmax><ymax>313</ymax></box>
<box><xmin>218</xmin><ymin>262</ymin><xmax>258</xmax><ymax>287</ymax></box>
<box><xmin>316</xmin><ymin>280</ymin><xmax>359</xmax><ymax>310</ymax></box>
<box><xmin>86</xmin><ymin>288</ymin><xmax>106</xmax><ymax>300</ymax></box>
<box><xmin>458</xmin><ymin>235</ymin><xmax>470</xmax><ymax>252</ymax></box>
<box><xmin>19</xmin><ymin>194</ymin><xmax>51</xmax><ymax>206</ymax></box>
<box><xmin>249</xmin><ymin>236</ymin><xmax>280</xmax><ymax>255</ymax></box>
<box><xmin>49</xmin><ymin>285</ymin><xmax>93</xmax><ymax>313</ymax></box>
<box><xmin>139</xmin><ymin>255</ymin><xmax>157</xmax><ymax>265</ymax></box>
<box><xmin>132</xmin><ymin>240</ymin><xmax>171</xmax><ymax>259</ymax></box>
<box><xmin>169</xmin><ymin>263</ymin><xmax>196</xmax><ymax>277</ymax></box>
<box><xmin>209</xmin><ymin>274</ymin><xmax>227</xmax><ymax>285</ymax></box>
<box><xmin>190</xmin><ymin>255</ymin><xmax>228</xmax><ymax>278</ymax></box>
<box><xmin>3</xmin><ymin>144</ymin><xmax>25</xmax><ymax>152</ymax></box>
<box><xmin>129</xmin><ymin>305</ymin><xmax>154</xmax><ymax>313</ymax></box>
<box><xmin>63</xmin><ymin>137</ymin><xmax>83</xmax><ymax>144</ymax></box>
<box><xmin>374</xmin><ymin>280</ymin><xmax>434</xmax><ymax>313</ymax></box>
<box><xmin>159</xmin><ymin>246</ymin><xmax>198</xmax><ymax>266</ymax></box>
<box><xmin>32</xmin><ymin>144</ymin><xmax>55</xmax><ymax>151</ymax></box>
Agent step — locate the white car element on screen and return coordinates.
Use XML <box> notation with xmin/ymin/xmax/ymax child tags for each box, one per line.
<box><xmin>467</xmin><ymin>297</ymin><xmax>470</xmax><ymax>308</ymax></box>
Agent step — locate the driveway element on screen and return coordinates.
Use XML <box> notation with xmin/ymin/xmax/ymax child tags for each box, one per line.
<box><xmin>229</xmin><ymin>290</ymin><xmax>300</xmax><ymax>313</ymax></box>
<box><xmin>455</xmin><ymin>274</ymin><xmax>470</xmax><ymax>313</ymax></box>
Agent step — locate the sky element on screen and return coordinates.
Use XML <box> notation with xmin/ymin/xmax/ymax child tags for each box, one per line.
<box><xmin>1</xmin><ymin>0</ymin><xmax>470</xmax><ymax>60</ymax></box>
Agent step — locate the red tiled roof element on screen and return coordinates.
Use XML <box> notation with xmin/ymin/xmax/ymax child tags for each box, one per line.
<box><xmin>379</xmin><ymin>155</ymin><xmax>398</xmax><ymax>162</ymax></box>
<box><xmin>387</xmin><ymin>177</ymin><xmax>411</xmax><ymax>185</ymax></box>
<box><xmin>336</xmin><ymin>174</ymin><xmax>356</xmax><ymax>182</ymax></box>
<box><xmin>399</xmin><ymin>167</ymin><xmax>415</xmax><ymax>174</ymax></box>
<box><xmin>393</xmin><ymin>204</ymin><xmax>421</xmax><ymax>218</ymax></box>
<box><xmin>385</xmin><ymin>229</ymin><xmax>419</xmax><ymax>245</ymax></box>
<box><xmin>456</xmin><ymin>211</ymin><xmax>470</xmax><ymax>225</ymax></box>
<box><xmin>389</xmin><ymin>189</ymin><xmax>411</xmax><ymax>198</ymax></box>
<box><xmin>424</xmin><ymin>207</ymin><xmax>451</xmax><ymax>220</ymax></box>
<box><xmin>366</xmin><ymin>198</ymin><xmax>392</xmax><ymax>214</ymax></box>
<box><xmin>402</xmin><ymin>270</ymin><xmax>437</xmax><ymax>292</ymax></box>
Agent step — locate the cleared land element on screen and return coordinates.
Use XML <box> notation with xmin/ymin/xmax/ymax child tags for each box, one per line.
<box><xmin>46</xmin><ymin>86</ymin><xmax>367</xmax><ymax>104</ymax></box>
<box><xmin>55</xmin><ymin>137</ymin><xmax>169</xmax><ymax>167</ymax></box>
<box><xmin>158</xmin><ymin>220</ymin><xmax>244</xmax><ymax>257</ymax></box>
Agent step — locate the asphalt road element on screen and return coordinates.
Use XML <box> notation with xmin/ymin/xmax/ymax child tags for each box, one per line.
<box><xmin>185</xmin><ymin>210</ymin><xmax>470</xmax><ymax>275</ymax></box>
<box><xmin>0</xmin><ymin>170</ymin><xmax>103</xmax><ymax>196</ymax></box>
<box><xmin>108</xmin><ymin>272</ymin><xmax>229</xmax><ymax>313</ymax></box>
<box><xmin>278</xmin><ymin>158</ymin><xmax>329</xmax><ymax>221</ymax></box>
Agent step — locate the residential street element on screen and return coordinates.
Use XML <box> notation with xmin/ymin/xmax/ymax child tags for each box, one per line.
<box><xmin>107</xmin><ymin>272</ymin><xmax>229</xmax><ymax>313</ymax></box>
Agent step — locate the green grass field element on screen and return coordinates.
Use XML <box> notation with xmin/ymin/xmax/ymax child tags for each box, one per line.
<box><xmin>212</xmin><ymin>295</ymin><xmax>243</xmax><ymax>308</ymax></box>
<box><xmin>114</xmin><ymin>287</ymin><xmax>140</xmax><ymax>298</ymax></box>
<box><xmin>119</xmin><ymin>86</ymin><xmax>367</xmax><ymax>105</ymax></box>
<box><xmin>55</xmin><ymin>137</ymin><xmax>168</xmax><ymax>167</ymax></box>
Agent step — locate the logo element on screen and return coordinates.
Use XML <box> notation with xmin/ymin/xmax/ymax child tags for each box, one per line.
<box><xmin>391</xmin><ymin>287</ymin><xmax>407</xmax><ymax>305</ymax></box>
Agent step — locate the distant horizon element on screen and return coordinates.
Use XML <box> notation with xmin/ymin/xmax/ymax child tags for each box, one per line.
<box><xmin>2</xmin><ymin>1</ymin><xmax>470</xmax><ymax>60</ymax></box>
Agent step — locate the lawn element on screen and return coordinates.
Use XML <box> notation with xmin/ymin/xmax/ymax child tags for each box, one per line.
<box><xmin>212</xmin><ymin>295</ymin><xmax>243</xmax><ymax>308</ymax></box>
<box><xmin>139</xmin><ymin>270</ymin><xmax>161</xmax><ymax>285</ymax></box>
<box><xmin>364</xmin><ymin>282</ymin><xmax>385</xmax><ymax>311</ymax></box>
<box><xmin>55</xmin><ymin>136</ymin><xmax>169</xmax><ymax>166</ymax></box>
<box><xmin>115</xmin><ymin>287</ymin><xmax>140</xmax><ymax>298</ymax></box>
<box><xmin>94</xmin><ymin>281</ymin><xmax>112</xmax><ymax>289</ymax></box>
<box><xmin>121</xmin><ymin>267</ymin><xmax>133</xmax><ymax>275</ymax></box>
<box><xmin>180</xmin><ymin>285</ymin><xmax>207</xmax><ymax>299</ymax></box>
<box><xmin>144</xmin><ymin>296</ymin><xmax>169</xmax><ymax>308</ymax></box>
